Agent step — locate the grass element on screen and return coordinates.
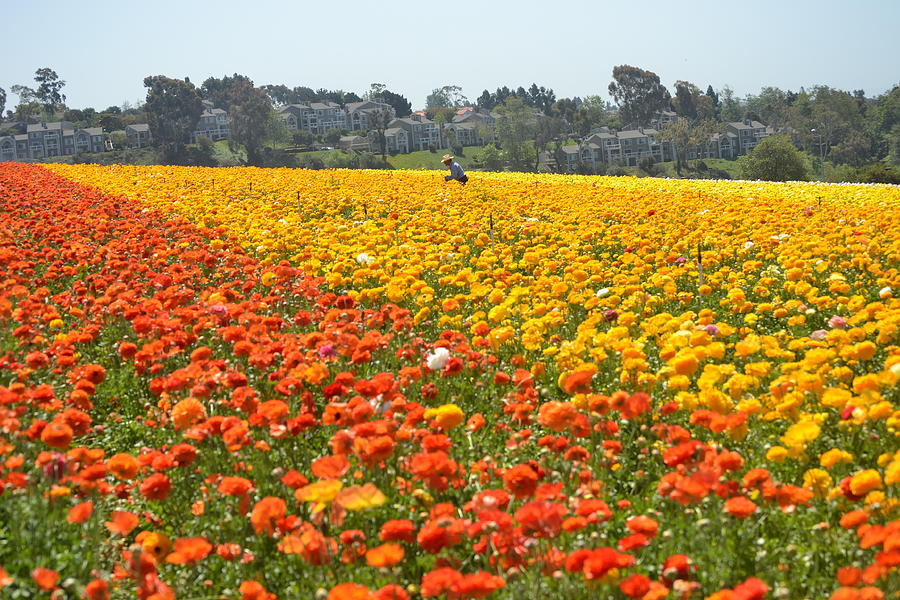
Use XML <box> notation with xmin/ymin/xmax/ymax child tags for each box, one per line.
<box><xmin>387</xmin><ymin>147</ymin><xmax>489</xmax><ymax>171</ymax></box>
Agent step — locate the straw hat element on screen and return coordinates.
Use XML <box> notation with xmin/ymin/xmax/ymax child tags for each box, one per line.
<box><xmin>441</xmin><ymin>154</ymin><xmax>453</xmax><ymax>164</ymax></box>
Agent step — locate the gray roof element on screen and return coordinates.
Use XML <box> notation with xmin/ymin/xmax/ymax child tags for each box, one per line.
<box><xmin>309</xmin><ymin>102</ymin><xmax>340</xmax><ymax>110</ymax></box>
<box><xmin>384</xmin><ymin>127</ymin><xmax>405</xmax><ymax>136</ymax></box>
<box><xmin>126</xmin><ymin>123</ymin><xmax>150</xmax><ymax>132</ymax></box>
<box><xmin>560</xmin><ymin>145</ymin><xmax>580</xmax><ymax>154</ymax></box>
<box><xmin>81</xmin><ymin>127</ymin><xmax>103</xmax><ymax>135</ymax></box>
<box><xmin>617</xmin><ymin>129</ymin><xmax>648</xmax><ymax>139</ymax></box>
<box><xmin>27</xmin><ymin>121</ymin><xmax>68</xmax><ymax>133</ymax></box>
<box><xmin>728</xmin><ymin>120</ymin><xmax>766</xmax><ymax>130</ymax></box>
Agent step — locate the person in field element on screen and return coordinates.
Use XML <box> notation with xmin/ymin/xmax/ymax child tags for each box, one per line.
<box><xmin>442</xmin><ymin>154</ymin><xmax>468</xmax><ymax>185</ymax></box>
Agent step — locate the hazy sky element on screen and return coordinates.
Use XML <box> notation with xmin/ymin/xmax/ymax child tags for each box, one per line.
<box><xmin>4</xmin><ymin>0</ymin><xmax>899</xmax><ymax>111</ymax></box>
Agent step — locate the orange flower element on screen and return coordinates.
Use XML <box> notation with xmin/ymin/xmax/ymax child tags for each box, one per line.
<box><xmin>379</xmin><ymin>519</ymin><xmax>416</xmax><ymax>543</ymax></box>
<box><xmin>560</xmin><ymin>370</ymin><xmax>594</xmax><ymax>395</ymax></box>
<box><xmin>108</xmin><ymin>453</ymin><xmax>139</xmax><ymax>480</ymax></box>
<box><xmin>312</xmin><ymin>454</ymin><xmax>350</xmax><ymax>479</ymax></box>
<box><xmin>724</xmin><ymin>496</ymin><xmax>757</xmax><ymax>518</ymax></box>
<box><xmin>366</xmin><ymin>543</ymin><xmax>405</xmax><ymax>568</ymax></box>
<box><xmin>503</xmin><ymin>464</ymin><xmax>540</xmax><ymax>499</ymax></box>
<box><xmin>40</xmin><ymin>421</ymin><xmax>73</xmax><ymax>449</ymax></box>
<box><xmin>218</xmin><ymin>476</ymin><xmax>254</xmax><ymax>496</ymax></box>
<box><xmin>106</xmin><ymin>511</ymin><xmax>139</xmax><ymax>535</ymax></box>
<box><xmin>0</xmin><ymin>566</ymin><xmax>11</xmax><ymax>588</ymax></box>
<box><xmin>626</xmin><ymin>515</ymin><xmax>659</xmax><ymax>538</ymax></box>
<box><xmin>251</xmin><ymin>496</ymin><xmax>287</xmax><ymax>535</ymax></box>
<box><xmin>84</xmin><ymin>578</ymin><xmax>109</xmax><ymax>600</ymax></box>
<box><xmin>240</xmin><ymin>580</ymin><xmax>276</xmax><ymax>600</ymax></box>
<box><xmin>327</xmin><ymin>583</ymin><xmax>373</xmax><ymax>600</ymax></box>
<box><xmin>66</xmin><ymin>500</ymin><xmax>94</xmax><ymax>524</ymax></box>
<box><xmin>166</xmin><ymin>537</ymin><xmax>213</xmax><ymax>564</ymax></box>
<box><xmin>839</xmin><ymin>510</ymin><xmax>869</xmax><ymax>530</ymax></box>
<box><xmin>31</xmin><ymin>567</ymin><xmax>58</xmax><ymax>591</ymax></box>
<box><xmin>537</xmin><ymin>401</ymin><xmax>578</xmax><ymax>432</ymax></box>
<box><xmin>171</xmin><ymin>397</ymin><xmax>207</xmax><ymax>430</ymax></box>
<box><xmin>140</xmin><ymin>473</ymin><xmax>172</xmax><ymax>500</ymax></box>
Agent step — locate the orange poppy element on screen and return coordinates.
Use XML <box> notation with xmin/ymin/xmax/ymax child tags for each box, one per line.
<box><xmin>31</xmin><ymin>567</ymin><xmax>58</xmax><ymax>591</ymax></box>
<box><xmin>327</xmin><ymin>583</ymin><xmax>373</xmax><ymax>600</ymax></box>
<box><xmin>40</xmin><ymin>422</ymin><xmax>73</xmax><ymax>449</ymax></box>
<box><xmin>140</xmin><ymin>473</ymin><xmax>172</xmax><ymax>500</ymax></box>
<box><xmin>250</xmin><ymin>496</ymin><xmax>287</xmax><ymax>535</ymax></box>
<box><xmin>66</xmin><ymin>500</ymin><xmax>94</xmax><ymax>524</ymax></box>
<box><xmin>312</xmin><ymin>454</ymin><xmax>351</xmax><ymax>479</ymax></box>
<box><xmin>166</xmin><ymin>537</ymin><xmax>213</xmax><ymax>564</ymax></box>
<box><xmin>365</xmin><ymin>543</ymin><xmax>404</xmax><ymax>568</ymax></box>
<box><xmin>105</xmin><ymin>511</ymin><xmax>139</xmax><ymax>535</ymax></box>
<box><xmin>724</xmin><ymin>496</ymin><xmax>757</xmax><ymax>518</ymax></box>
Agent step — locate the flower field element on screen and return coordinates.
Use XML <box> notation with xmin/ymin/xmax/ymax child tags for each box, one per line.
<box><xmin>1</xmin><ymin>162</ymin><xmax>899</xmax><ymax>600</ymax></box>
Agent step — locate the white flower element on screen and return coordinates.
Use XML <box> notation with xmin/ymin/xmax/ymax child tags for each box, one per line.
<box><xmin>879</xmin><ymin>286</ymin><xmax>893</xmax><ymax>299</ymax></box>
<box><xmin>426</xmin><ymin>347</ymin><xmax>450</xmax><ymax>371</ymax></box>
<box><xmin>595</xmin><ymin>288</ymin><xmax>610</xmax><ymax>298</ymax></box>
<box><xmin>744</xmin><ymin>241</ymin><xmax>754</xmax><ymax>250</ymax></box>
<box><xmin>356</xmin><ymin>252</ymin><xmax>374</xmax><ymax>265</ymax></box>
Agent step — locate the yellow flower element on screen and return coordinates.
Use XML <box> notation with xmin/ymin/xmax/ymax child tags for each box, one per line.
<box><xmin>849</xmin><ymin>469</ymin><xmax>883</xmax><ymax>497</ymax></box>
<box><xmin>423</xmin><ymin>404</ymin><xmax>465</xmax><ymax>430</ymax></box>
<box><xmin>294</xmin><ymin>479</ymin><xmax>344</xmax><ymax>513</ymax></box>
<box><xmin>334</xmin><ymin>483</ymin><xmax>387</xmax><ymax>511</ymax></box>
<box><xmin>819</xmin><ymin>448</ymin><xmax>853</xmax><ymax>468</ymax></box>
<box><xmin>802</xmin><ymin>468</ymin><xmax>833</xmax><ymax>497</ymax></box>
<box><xmin>766</xmin><ymin>446</ymin><xmax>789</xmax><ymax>462</ymax></box>
<box><xmin>141</xmin><ymin>532</ymin><xmax>172</xmax><ymax>561</ymax></box>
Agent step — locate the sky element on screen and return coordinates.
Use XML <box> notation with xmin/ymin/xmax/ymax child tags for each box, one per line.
<box><xmin>4</xmin><ymin>0</ymin><xmax>900</xmax><ymax>112</ymax></box>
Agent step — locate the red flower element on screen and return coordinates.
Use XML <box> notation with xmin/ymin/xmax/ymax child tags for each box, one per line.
<box><xmin>503</xmin><ymin>463</ymin><xmax>539</xmax><ymax>499</ymax></box>
<box><xmin>140</xmin><ymin>473</ymin><xmax>172</xmax><ymax>500</ymax></box>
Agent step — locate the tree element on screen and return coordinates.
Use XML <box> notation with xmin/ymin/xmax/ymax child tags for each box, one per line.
<box><xmin>228</xmin><ymin>80</ymin><xmax>274</xmax><ymax>165</ymax></box>
<box><xmin>658</xmin><ymin>119</ymin><xmax>691</xmax><ymax>173</ymax></box>
<box><xmin>671</xmin><ymin>81</ymin><xmax>716</xmax><ymax>120</ymax></box>
<box><xmin>201</xmin><ymin>74</ymin><xmax>253</xmax><ymax>109</ymax></box>
<box><xmin>34</xmin><ymin>68</ymin><xmax>66</xmax><ymax>115</ymax></box>
<box><xmin>480</xmin><ymin>143</ymin><xmax>504</xmax><ymax>170</ymax></box>
<box><xmin>571</xmin><ymin>96</ymin><xmax>613</xmax><ymax>137</ymax></box>
<box><xmin>0</xmin><ymin>88</ymin><xmax>5</xmax><ymax>118</ymax></box>
<box><xmin>427</xmin><ymin>85</ymin><xmax>467</xmax><ymax>109</ymax></box>
<box><xmin>738</xmin><ymin>134</ymin><xmax>810</xmax><ymax>181</ymax></box>
<box><xmin>534</xmin><ymin>115</ymin><xmax>566</xmax><ymax>170</ymax></box>
<box><xmin>717</xmin><ymin>86</ymin><xmax>742</xmax><ymax>122</ymax></box>
<box><xmin>379</xmin><ymin>90</ymin><xmax>411</xmax><ymax>118</ymax></box>
<box><xmin>364</xmin><ymin>83</ymin><xmax>387</xmax><ymax>101</ymax></box>
<box><xmin>495</xmin><ymin>97</ymin><xmax>537</xmax><ymax>170</ymax></box>
<box><xmin>608</xmin><ymin>65</ymin><xmax>671</xmax><ymax>127</ymax></box>
<box><xmin>476</xmin><ymin>90</ymin><xmax>495</xmax><ymax>110</ymax></box>
<box><xmin>369</xmin><ymin>107</ymin><xmax>393</xmax><ymax>161</ymax></box>
<box><xmin>706</xmin><ymin>85</ymin><xmax>719</xmax><ymax>107</ymax></box>
<box><xmin>143</xmin><ymin>75</ymin><xmax>204</xmax><ymax>162</ymax></box>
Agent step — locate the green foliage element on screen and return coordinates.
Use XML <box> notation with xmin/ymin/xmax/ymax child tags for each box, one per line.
<box><xmin>201</xmin><ymin>73</ymin><xmax>254</xmax><ymax>109</ymax></box>
<box><xmin>34</xmin><ymin>68</ymin><xmax>66</xmax><ymax>115</ymax></box>
<box><xmin>143</xmin><ymin>75</ymin><xmax>204</xmax><ymax>161</ymax></box>
<box><xmin>608</xmin><ymin>65</ymin><xmax>671</xmax><ymax>127</ymax></box>
<box><xmin>851</xmin><ymin>162</ymin><xmax>900</xmax><ymax>184</ymax></box>
<box><xmin>495</xmin><ymin>97</ymin><xmax>537</xmax><ymax>170</ymax></box>
<box><xmin>738</xmin><ymin>134</ymin><xmax>810</xmax><ymax>181</ymax></box>
<box><xmin>227</xmin><ymin>80</ymin><xmax>274</xmax><ymax>165</ymax></box>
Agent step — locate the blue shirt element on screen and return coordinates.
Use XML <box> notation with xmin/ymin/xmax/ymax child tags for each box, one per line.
<box><xmin>445</xmin><ymin>161</ymin><xmax>466</xmax><ymax>181</ymax></box>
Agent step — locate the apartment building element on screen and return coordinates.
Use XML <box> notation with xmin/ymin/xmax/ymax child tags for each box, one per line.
<box><xmin>279</xmin><ymin>100</ymin><xmax>394</xmax><ymax>135</ymax></box>
<box><xmin>0</xmin><ymin>121</ymin><xmax>107</xmax><ymax>160</ymax></box>
<box><xmin>192</xmin><ymin>108</ymin><xmax>230</xmax><ymax>142</ymax></box>
<box><xmin>387</xmin><ymin>114</ymin><xmax>440</xmax><ymax>152</ymax></box>
<box><xmin>125</xmin><ymin>123</ymin><xmax>151</xmax><ymax>148</ymax></box>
